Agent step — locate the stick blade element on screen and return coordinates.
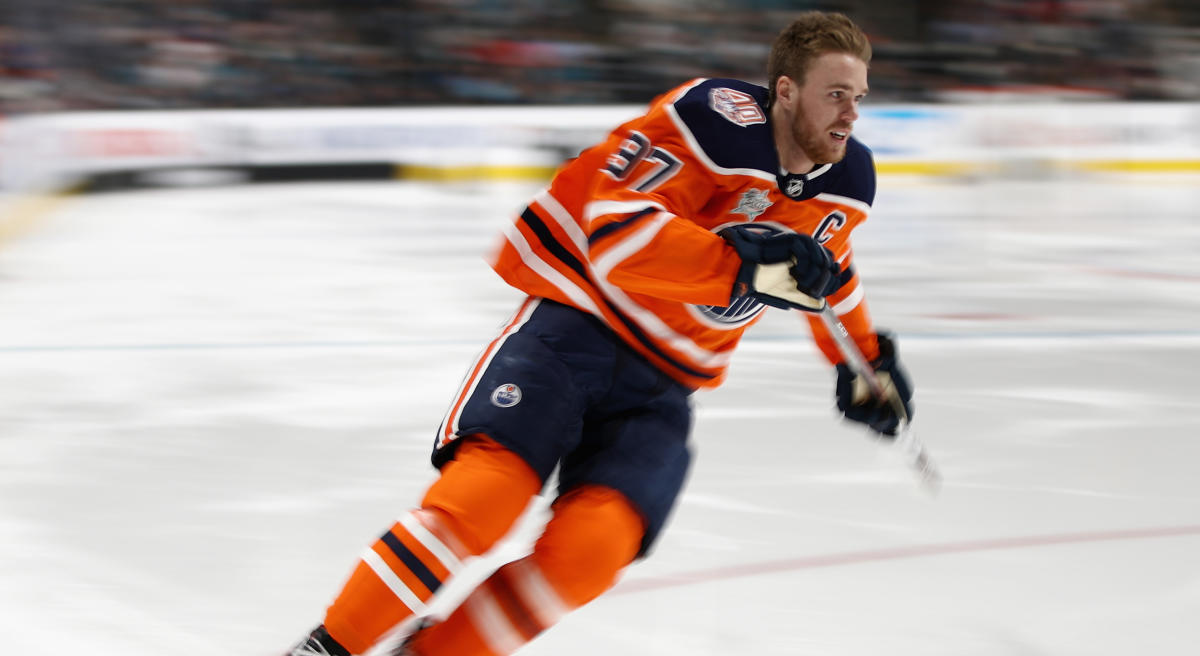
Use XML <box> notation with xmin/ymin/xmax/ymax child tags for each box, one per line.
<box><xmin>895</xmin><ymin>424</ymin><xmax>942</xmax><ymax>497</ymax></box>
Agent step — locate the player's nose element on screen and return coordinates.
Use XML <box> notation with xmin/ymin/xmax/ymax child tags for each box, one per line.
<box><xmin>841</xmin><ymin>100</ymin><xmax>859</xmax><ymax>123</ymax></box>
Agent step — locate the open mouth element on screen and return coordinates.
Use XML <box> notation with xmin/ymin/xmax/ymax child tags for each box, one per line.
<box><xmin>830</xmin><ymin>130</ymin><xmax>849</xmax><ymax>141</ymax></box>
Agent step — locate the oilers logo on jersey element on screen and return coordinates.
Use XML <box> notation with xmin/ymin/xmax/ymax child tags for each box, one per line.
<box><xmin>691</xmin><ymin>294</ymin><xmax>766</xmax><ymax>327</ymax></box>
<box><xmin>490</xmin><ymin>383</ymin><xmax>522</xmax><ymax>408</ymax></box>
<box><xmin>691</xmin><ymin>222</ymin><xmax>791</xmax><ymax>328</ymax></box>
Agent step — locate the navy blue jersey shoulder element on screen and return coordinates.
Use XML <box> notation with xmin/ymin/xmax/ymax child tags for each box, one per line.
<box><xmin>819</xmin><ymin>137</ymin><xmax>876</xmax><ymax>207</ymax></box>
<box><xmin>671</xmin><ymin>78</ymin><xmax>776</xmax><ymax>175</ymax></box>
<box><xmin>671</xmin><ymin>77</ymin><xmax>877</xmax><ymax>207</ymax></box>
<box><xmin>773</xmin><ymin>136</ymin><xmax>875</xmax><ymax>206</ymax></box>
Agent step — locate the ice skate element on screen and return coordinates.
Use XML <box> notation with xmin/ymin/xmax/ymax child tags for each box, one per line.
<box><xmin>288</xmin><ymin>625</ymin><xmax>350</xmax><ymax>656</ymax></box>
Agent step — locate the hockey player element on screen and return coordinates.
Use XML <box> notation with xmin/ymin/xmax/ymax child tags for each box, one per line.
<box><xmin>289</xmin><ymin>11</ymin><xmax>912</xmax><ymax>656</ymax></box>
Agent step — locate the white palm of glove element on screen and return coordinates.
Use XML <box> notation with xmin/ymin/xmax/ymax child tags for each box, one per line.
<box><xmin>848</xmin><ymin>370</ymin><xmax>905</xmax><ymax>414</ymax></box>
<box><xmin>751</xmin><ymin>260</ymin><xmax>826</xmax><ymax>311</ymax></box>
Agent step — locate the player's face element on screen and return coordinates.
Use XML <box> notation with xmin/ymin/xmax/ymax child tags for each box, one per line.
<box><xmin>785</xmin><ymin>52</ymin><xmax>869</xmax><ymax>166</ymax></box>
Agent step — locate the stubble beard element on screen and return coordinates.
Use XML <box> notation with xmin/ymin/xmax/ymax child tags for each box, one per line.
<box><xmin>792</xmin><ymin>109</ymin><xmax>847</xmax><ymax>166</ymax></box>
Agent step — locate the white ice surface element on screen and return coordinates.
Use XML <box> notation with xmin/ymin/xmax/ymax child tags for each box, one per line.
<box><xmin>1</xmin><ymin>174</ymin><xmax>1199</xmax><ymax>655</ymax></box>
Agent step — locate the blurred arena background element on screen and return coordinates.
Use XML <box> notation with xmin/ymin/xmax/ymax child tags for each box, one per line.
<box><xmin>3</xmin><ymin>3</ymin><xmax>1200</xmax><ymax>655</ymax></box>
<box><xmin>2</xmin><ymin>0</ymin><xmax>1200</xmax><ymax>195</ymax></box>
<box><xmin>2</xmin><ymin>0</ymin><xmax>1199</xmax><ymax>111</ymax></box>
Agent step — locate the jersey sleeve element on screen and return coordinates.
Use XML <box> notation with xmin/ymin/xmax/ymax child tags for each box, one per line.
<box><xmin>570</xmin><ymin>84</ymin><xmax>742</xmax><ymax>308</ymax></box>
<box><xmin>801</xmin><ymin>142</ymin><xmax>882</xmax><ymax>365</ymax></box>
<box><xmin>804</xmin><ymin>261</ymin><xmax>881</xmax><ymax>364</ymax></box>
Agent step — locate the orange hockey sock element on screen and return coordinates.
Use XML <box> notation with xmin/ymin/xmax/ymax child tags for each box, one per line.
<box><xmin>323</xmin><ymin>436</ymin><xmax>542</xmax><ymax>654</ymax></box>
<box><xmin>419</xmin><ymin>436</ymin><xmax>544</xmax><ymax>554</ymax></box>
<box><xmin>407</xmin><ymin>485</ymin><xmax>644</xmax><ymax>656</ymax></box>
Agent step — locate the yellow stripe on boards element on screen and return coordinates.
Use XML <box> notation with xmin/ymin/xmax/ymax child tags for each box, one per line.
<box><xmin>395</xmin><ymin>164</ymin><xmax>557</xmax><ymax>182</ymax></box>
<box><xmin>0</xmin><ymin>187</ymin><xmax>80</xmax><ymax>248</ymax></box>
<box><xmin>1073</xmin><ymin>160</ymin><xmax>1200</xmax><ymax>173</ymax></box>
<box><xmin>874</xmin><ymin>161</ymin><xmax>979</xmax><ymax>176</ymax></box>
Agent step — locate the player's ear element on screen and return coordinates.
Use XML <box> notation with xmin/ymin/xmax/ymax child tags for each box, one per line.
<box><xmin>774</xmin><ymin>75</ymin><xmax>797</xmax><ymax>105</ymax></box>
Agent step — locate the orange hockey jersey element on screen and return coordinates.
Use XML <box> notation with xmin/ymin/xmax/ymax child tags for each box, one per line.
<box><xmin>490</xmin><ymin>77</ymin><xmax>881</xmax><ymax>390</ymax></box>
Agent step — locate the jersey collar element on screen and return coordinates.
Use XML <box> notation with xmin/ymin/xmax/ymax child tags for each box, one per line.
<box><xmin>776</xmin><ymin>163</ymin><xmax>833</xmax><ymax>200</ymax></box>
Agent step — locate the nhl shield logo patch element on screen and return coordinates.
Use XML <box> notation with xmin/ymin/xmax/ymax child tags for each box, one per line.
<box><xmin>785</xmin><ymin>177</ymin><xmax>805</xmax><ymax>198</ymax></box>
<box><xmin>490</xmin><ymin>383</ymin><xmax>522</xmax><ymax>408</ymax></box>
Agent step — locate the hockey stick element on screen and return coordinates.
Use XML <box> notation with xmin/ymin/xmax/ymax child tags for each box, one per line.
<box><xmin>818</xmin><ymin>306</ymin><xmax>942</xmax><ymax>495</ymax></box>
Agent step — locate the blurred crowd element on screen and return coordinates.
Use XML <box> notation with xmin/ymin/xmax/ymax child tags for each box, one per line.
<box><xmin>1</xmin><ymin>0</ymin><xmax>1199</xmax><ymax>114</ymax></box>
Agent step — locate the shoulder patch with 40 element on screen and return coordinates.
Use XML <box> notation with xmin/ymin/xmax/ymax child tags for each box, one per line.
<box><xmin>709</xmin><ymin>88</ymin><xmax>766</xmax><ymax>127</ymax></box>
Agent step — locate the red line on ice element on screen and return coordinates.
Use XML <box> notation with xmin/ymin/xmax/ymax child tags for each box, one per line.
<box><xmin>612</xmin><ymin>524</ymin><xmax>1200</xmax><ymax>595</ymax></box>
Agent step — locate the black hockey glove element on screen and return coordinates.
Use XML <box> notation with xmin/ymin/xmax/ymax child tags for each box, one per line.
<box><xmin>835</xmin><ymin>332</ymin><xmax>913</xmax><ymax>437</ymax></box>
<box><xmin>720</xmin><ymin>224</ymin><xmax>840</xmax><ymax>312</ymax></box>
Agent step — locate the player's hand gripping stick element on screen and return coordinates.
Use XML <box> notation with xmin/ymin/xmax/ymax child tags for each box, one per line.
<box><xmin>720</xmin><ymin>224</ymin><xmax>841</xmax><ymax>312</ymax></box>
<box><xmin>819</xmin><ymin>307</ymin><xmax>942</xmax><ymax>495</ymax></box>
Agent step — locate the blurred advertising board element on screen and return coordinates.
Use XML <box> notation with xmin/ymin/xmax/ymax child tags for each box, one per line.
<box><xmin>2</xmin><ymin>102</ymin><xmax>1198</xmax><ymax>191</ymax></box>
